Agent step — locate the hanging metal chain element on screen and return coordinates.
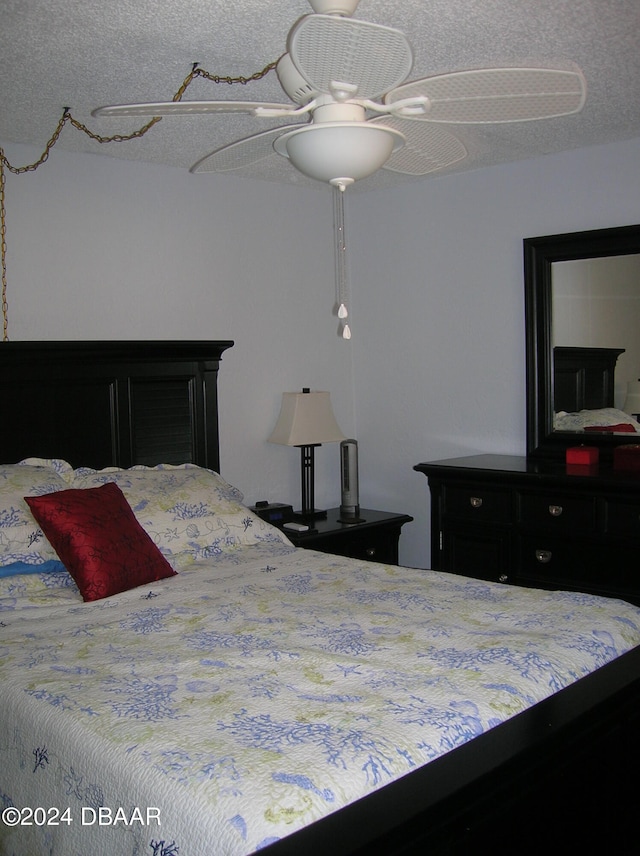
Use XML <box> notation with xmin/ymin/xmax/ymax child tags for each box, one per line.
<box><xmin>1</xmin><ymin>161</ymin><xmax>8</xmax><ymax>342</ymax></box>
<box><xmin>0</xmin><ymin>59</ymin><xmax>278</xmax><ymax>340</ymax></box>
<box><xmin>190</xmin><ymin>61</ymin><xmax>278</xmax><ymax>89</ymax></box>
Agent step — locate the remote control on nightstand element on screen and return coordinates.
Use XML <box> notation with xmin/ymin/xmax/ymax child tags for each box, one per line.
<box><xmin>282</xmin><ymin>521</ymin><xmax>310</xmax><ymax>532</ymax></box>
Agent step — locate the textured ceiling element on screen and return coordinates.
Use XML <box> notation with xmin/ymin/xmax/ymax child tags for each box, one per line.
<box><xmin>1</xmin><ymin>0</ymin><xmax>639</xmax><ymax>192</ymax></box>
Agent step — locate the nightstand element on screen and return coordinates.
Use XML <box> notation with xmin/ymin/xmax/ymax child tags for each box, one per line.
<box><xmin>282</xmin><ymin>508</ymin><xmax>413</xmax><ymax>565</ymax></box>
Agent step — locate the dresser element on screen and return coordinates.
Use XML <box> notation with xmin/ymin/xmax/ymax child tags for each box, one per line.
<box><xmin>414</xmin><ymin>454</ymin><xmax>640</xmax><ymax>605</ymax></box>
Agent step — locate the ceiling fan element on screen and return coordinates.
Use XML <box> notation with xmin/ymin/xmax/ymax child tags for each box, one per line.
<box><xmin>93</xmin><ymin>0</ymin><xmax>586</xmax><ymax>190</ymax></box>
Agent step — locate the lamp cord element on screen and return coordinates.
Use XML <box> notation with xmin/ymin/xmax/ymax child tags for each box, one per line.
<box><xmin>0</xmin><ymin>60</ymin><xmax>277</xmax><ymax>342</ymax></box>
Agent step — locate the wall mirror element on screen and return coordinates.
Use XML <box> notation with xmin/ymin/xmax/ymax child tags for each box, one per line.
<box><xmin>524</xmin><ymin>224</ymin><xmax>640</xmax><ymax>460</ymax></box>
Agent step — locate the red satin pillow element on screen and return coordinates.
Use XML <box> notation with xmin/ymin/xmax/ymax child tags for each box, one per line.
<box><xmin>583</xmin><ymin>423</ymin><xmax>636</xmax><ymax>433</ymax></box>
<box><xmin>25</xmin><ymin>482</ymin><xmax>176</xmax><ymax>602</ymax></box>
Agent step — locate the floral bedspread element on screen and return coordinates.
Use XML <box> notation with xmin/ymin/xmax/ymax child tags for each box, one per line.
<box><xmin>1</xmin><ymin>546</ymin><xmax>640</xmax><ymax>855</ymax></box>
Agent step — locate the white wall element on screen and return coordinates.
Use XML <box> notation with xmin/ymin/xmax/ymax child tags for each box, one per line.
<box><xmin>1</xmin><ymin>142</ymin><xmax>354</xmax><ymax>511</ymax></box>
<box><xmin>3</xmin><ymin>136</ymin><xmax>640</xmax><ymax>571</ymax></box>
<box><xmin>348</xmin><ymin>137</ymin><xmax>640</xmax><ymax>567</ymax></box>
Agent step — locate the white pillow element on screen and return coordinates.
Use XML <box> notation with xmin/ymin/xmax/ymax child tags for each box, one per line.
<box><xmin>69</xmin><ymin>464</ymin><xmax>291</xmax><ymax>561</ymax></box>
<box><xmin>0</xmin><ymin>460</ymin><xmax>72</xmax><ymax>566</ymax></box>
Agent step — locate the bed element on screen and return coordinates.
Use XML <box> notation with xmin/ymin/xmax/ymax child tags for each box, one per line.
<box><xmin>2</xmin><ymin>341</ymin><xmax>640</xmax><ymax>855</ymax></box>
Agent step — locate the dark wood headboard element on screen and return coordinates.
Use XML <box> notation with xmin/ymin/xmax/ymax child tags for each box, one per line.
<box><xmin>553</xmin><ymin>346</ymin><xmax>624</xmax><ymax>412</ymax></box>
<box><xmin>0</xmin><ymin>341</ymin><xmax>233</xmax><ymax>470</ymax></box>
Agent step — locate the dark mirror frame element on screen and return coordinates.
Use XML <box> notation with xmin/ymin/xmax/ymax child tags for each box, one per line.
<box><xmin>524</xmin><ymin>223</ymin><xmax>640</xmax><ymax>461</ymax></box>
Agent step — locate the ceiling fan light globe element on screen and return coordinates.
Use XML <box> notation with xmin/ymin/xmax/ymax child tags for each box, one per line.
<box><xmin>274</xmin><ymin>122</ymin><xmax>404</xmax><ymax>186</ymax></box>
<box><xmin>308</xmin><ymin>0</ymin><xmax>361</xmax><ymax>16</ymax></box>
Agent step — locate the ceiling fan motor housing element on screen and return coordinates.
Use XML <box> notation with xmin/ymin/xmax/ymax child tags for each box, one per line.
<box><xmin>276</xmin><ymin>53</ymin><xmax>320</xmax><ymax>105</ymax></box>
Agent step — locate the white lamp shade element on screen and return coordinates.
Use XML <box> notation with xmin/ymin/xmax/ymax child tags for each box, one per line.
<box><xmin>273</xmin><ymin>122</ymin><xmax>405</xmax><ymax>187</ymax></box>
<box><xmin>268</xmin><ymin>391</ymin><xmax>345</xmax><ymax>446</ymax></box>
<box><xmin>623</xmin><ymin>381</ymin><xmax>640</xmax><ymax>415</ymax></box>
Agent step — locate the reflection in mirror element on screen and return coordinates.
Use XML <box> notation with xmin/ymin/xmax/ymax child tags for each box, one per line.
<box><xmin>524</xmin><ymin>224</ymin><xmax>640</xmax><ymax>460</ymax></box>
<box><xmin>552</xmin><ymin>255</ymin><xmax>640</xmax><ymax>409</ymax></box>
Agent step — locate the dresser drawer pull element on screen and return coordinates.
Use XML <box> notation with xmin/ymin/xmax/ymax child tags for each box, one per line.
<box><xmin>365</xmin><ymin>547</ymin><xmax>376</xmax><ymax>557</ymax></box>
<box><xmin>548</xmin><ymin>505</ymin><xmax>563</xmax><ymax>517</ymax></box>
<box><xmin>499</xmin><ymin>574</ymin><xmax>508</xmax><ymax>583</ymax></box>
<box><xmin>535</xmin><ymin>549</ymin><xmax>553</xmax><ymax>564</ymax></box>
<box><xmin>469</xmin><ymin>496</ymin><xmax>483</xmax><ymax>509</ymax></box>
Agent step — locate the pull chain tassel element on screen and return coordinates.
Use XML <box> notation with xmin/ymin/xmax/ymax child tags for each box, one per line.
<box><xmin>333</xmin><ymin>186</ymin><xmax>352</xmax><ymax>338</ymax></box>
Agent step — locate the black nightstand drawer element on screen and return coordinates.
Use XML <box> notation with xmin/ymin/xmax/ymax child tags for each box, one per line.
<box><xmin>283</xmin><ymin>508</ymin><xmax>413</xmax><ymax>565</ymax></box>
<box><xmin>314</xmin><ymin>529</ymin><xmax>399</xmax><ymax>564</ymax></box>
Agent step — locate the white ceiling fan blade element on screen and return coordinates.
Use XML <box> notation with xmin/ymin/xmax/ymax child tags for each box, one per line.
<box><xmin>289</xmin><ymin>14</ymin><xmax>413</xmax><ymax>99</ymax></box>
<box><xmin>92</xmin><ymin>101</ymin><xmax>298</xmax><ymax>118</ymax></box>
<box><xmin>190</xmin><ymin>124</ymin><xmax>307</xmax><ymax>173</ymax></box>
<box><xmin>386</xmin><ymin>67</ymin><xmax>586</xmax><ymax>123</ymax></box>
<box><xmin>373</xmin><ymin>117</ymin><xmax>467</xmax><ymax>175</ymax></box>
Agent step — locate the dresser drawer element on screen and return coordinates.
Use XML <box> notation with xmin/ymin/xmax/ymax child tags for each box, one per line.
<box><xmin>517</xmin><ymin>535</ymin><xmax>601</xmax><ymax>585</ymax></box>
<box><xmin>518</xmin><ymin>534</ymin><xmax>637</xmax><ymax>599</ymax></box>
<box><xmin>442</xmin><ymin>485</ymin><xmax>511</xmax><ymax>523</ymax></box>
<box><xmin>604</xmin><ymin>499</ymin><xmax>640</xmax><ymax>539</ymax></box>
<box><xmin>442</xmin><ymin>525</ymin><xmax>511</xmax><ymax>583</ymax></box>
<box><xmin>518</xmin><ymin>492</ymin><xmax>596</xmax><ymax>533</ymax></box>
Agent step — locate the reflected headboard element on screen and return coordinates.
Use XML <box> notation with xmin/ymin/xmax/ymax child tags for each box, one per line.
<box><xmin>0</xmin><ymin>341</ymin><xmax>234</xmax><ymax>470</ymax></box>
<box><xmin>553</xmin><ymin>346</ymin><xmax>624</xmax><ymax>413</ymax></box>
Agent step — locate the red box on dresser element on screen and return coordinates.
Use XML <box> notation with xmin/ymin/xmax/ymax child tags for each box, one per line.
<box><xmin>566</xmin><ymin>445</ymin><xmax>599</xmax><ymax>465</ymax></box>
<box><xmin>613</xmin><ymin>444</ymin><xmax>640</xmax><ymax>472</ymax></box>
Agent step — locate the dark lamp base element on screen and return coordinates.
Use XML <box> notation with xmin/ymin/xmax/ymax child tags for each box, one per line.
<box><xmin>293</xmin><ymin>508</ymin><xmax>328</xmax><ymax>522</ymax></box>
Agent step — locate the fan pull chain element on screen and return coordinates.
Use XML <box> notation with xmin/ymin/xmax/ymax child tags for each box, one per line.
<box><xmin>0</xmin><ymin>61</ymin><xmax>278</xmax><ymax>340</ymax></box>
<box><xmin>333</xmin><ymin>186</ymin><xmax>351</xmax><ymax>339</ymax></box>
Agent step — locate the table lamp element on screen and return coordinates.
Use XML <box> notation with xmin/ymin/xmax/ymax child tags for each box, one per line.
<box><xmin>268</xmin><ymin>388</ymin><xmax>345</xmax><ymax>520</ymax></box>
